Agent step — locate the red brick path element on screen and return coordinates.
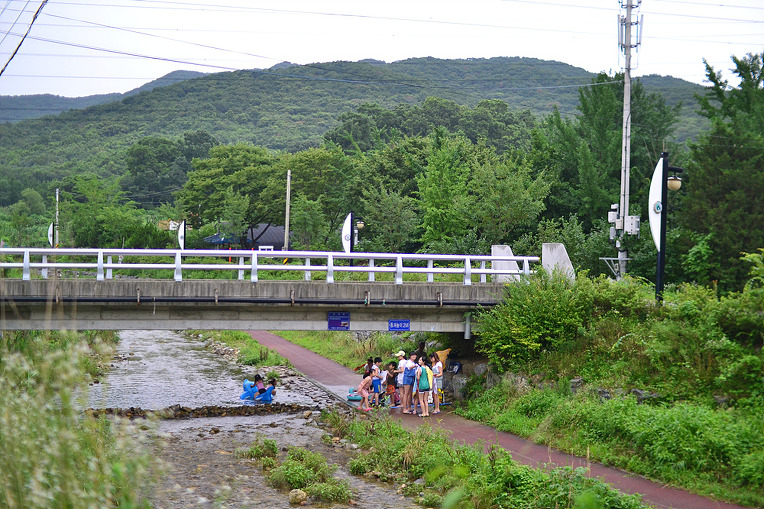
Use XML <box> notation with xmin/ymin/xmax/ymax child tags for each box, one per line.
<box><xmin>247</xmin><ymin>330</ymin><xmax>746</xmax><ymax>509</ymax></box>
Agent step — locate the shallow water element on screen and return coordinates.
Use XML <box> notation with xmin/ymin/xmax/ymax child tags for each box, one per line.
<box><xmin>88</xmin><ymin>330</ymin><xmax>316</xmax><ymax>410</ymax></box>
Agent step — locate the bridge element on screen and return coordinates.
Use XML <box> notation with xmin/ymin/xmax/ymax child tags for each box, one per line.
<box><xmin>0</xmin><ymin>246</ymin><xmax>569</xmax><ymax>334</ymax></box>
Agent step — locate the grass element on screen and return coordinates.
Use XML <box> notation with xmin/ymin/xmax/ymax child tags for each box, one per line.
<box><xmin>275</xmin><ymin>330</ymin><xmax>420</xmax><ymax>370</ymax></box>
<box><xmin>0</xmin><ymin>336</ymin><xmax>157</xmax><ymax>509</ymax></box>
<box><xmin>462</xmin><ymin>273</ymin><xmax>764</xmax><ymax>506</ymax></box>
<box><xmin>262</xmin><ymin>446</ymin><xmax>352</xmax><ymax>503</ymax></box>
<box><xmin>325</xmin><ymin>410</ymin><xmax>647</xmax><ymax>509</ymax></box>
<box><xmin>191</xmin><ymin>330</ymin><xmax>292</xmax><ymax>367</ymax></box>
<box><xmin>456</xmin><ymin>379</ymin><xmax>764</xmax><ymax>507</ymax></box>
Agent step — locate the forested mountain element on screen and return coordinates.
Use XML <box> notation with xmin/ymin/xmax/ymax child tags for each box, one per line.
<box><xmin>0</xmin><ymin>70</ymin><xmax>207</xmax><ymax>123</ymax></box>
<box><xmin>0</xmin><ymin>57</ymin><xmax>704</xmax><ymax>207</ymax></box>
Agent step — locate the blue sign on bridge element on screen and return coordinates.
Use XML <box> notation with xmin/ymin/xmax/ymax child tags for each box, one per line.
<box><xmin>328</xmin><ymin>312</ymin><xmax>350</xmax><ymax>331</ymax></box>
<box><xmin>388</xmin><ymin>319</ymin><xmax>410</xmax><ymax>331</ymax></box>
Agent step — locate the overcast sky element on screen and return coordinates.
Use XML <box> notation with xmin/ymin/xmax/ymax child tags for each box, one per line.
<box><xmin>0</xmin><ymin>0</ymin><xmax>762</xmax><ymax>97</ymax></box>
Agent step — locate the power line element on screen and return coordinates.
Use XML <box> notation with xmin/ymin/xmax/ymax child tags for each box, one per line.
<box><xmin>0</xmin><ymin>0</ymin><xmax>46</xmax><ymax>77</ymax></box>
<box><xmin>0</xmin><ymin>0</ymin><xmax>32</xmax><ymax>48</ymax></box>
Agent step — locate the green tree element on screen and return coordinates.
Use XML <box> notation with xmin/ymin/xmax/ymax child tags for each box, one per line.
<box><xmin>531</xmin><ymin>73</ymin><xmax>679</xmax><ymax>229</ymax></box>
<box><xmin>20</xmin><ymin>188</ymin><xmax>46</xmax><ymax>216</ymax></box>
<box><xmin>289</xmin><ymin>195</ymin><xmax>328</xmax><ymax>250</ymax></box>
<box><xmin>416</xmin><ymin>132</ymin><xmax>473</xmax><ymax>252</ymax></box>
<box><xmin>123</xmin><ymin>136</ymin><xmax>184</xmax><ymax>207</ymax></box>
<box><xmin>59</xmin><ymin>173</ymin><xmax>163</xmax><ymax>248</ymax></box>
<box><xmin>681</xmin><ymin>53</ymin><xmax>764</xmax><ymax>291</ymax></box>
<box><xmin>417</xmin><ymin>130</ymin><xmax>548</xmax><ymax>253</ymax></box>
<box><xmin>176</xmin><ymin>144</ymin><xmax>279</xmax><ymax>245</ymax></box>
<box><xmin>359</xmin><ymin>186</ymin><xmax>418</xmax><ymax>253</ymax></box>
<box><xmin>264</xmin><ymin>146</ymin><xmax>357</xmax><ymax>246</ymax></box>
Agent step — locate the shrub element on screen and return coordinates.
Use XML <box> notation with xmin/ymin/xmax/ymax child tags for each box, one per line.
<box><xmin>0</xmin><ymin>343</ymin><xmax>155</xmax><ymax>509</ymax></box>
<box><xmin>304</xmin><ymin>479</ymin><xmax>352</xmax><ymax>502</ymax></box>
<box><xmin>238</xmin><ymin>435</ymin><xmax>278</xmax><ymax>460</ymax></box>
<box><xmin>267</xmin><ymin>447</ymin><xmax>336</xmax><ymax>490</ymax></box>
<box><xmin>477</xmin><ymin>270</ymin><xmax>588</xmax><ymax>364</ymax></box>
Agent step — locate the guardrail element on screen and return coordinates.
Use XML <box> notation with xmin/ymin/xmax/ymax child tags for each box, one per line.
<box><xmin>0</xmin><ymin>248</ymin><xmax>539</xmax><ymax>286</ymax></box>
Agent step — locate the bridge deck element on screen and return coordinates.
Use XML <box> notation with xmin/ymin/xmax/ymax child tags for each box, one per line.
<box><xmin>0</xmin><ymin>279</ymin><xmax>506</xmax><ymax>332</ymax></box>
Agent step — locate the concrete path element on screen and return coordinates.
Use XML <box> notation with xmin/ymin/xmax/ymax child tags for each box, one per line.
<box><xmin>247</xmin><ymin>330</ymin><xmax>747</xmax><ymax>509</ymax></box>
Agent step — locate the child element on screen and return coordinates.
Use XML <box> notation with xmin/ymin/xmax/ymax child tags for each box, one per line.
<box><xmin>357</xmin><ymin>374</ymin><xmax>373</xmax><ymax>412</ymax></box>
<box><xmin>430</xmin><ymin>352</ymin><xmax>443</xmax><ymax>414</ymax></box>
<box><xmin>385</xmin><ymin>361</ymin><xmax>398</xmax><ymax>407</ymax></box>
<box><xmin>362</xmin><ymin>357</ymin><xmax>374</xmax><ymax>380</ymax></box>
<box><xmin>401</xmin><ymin>351</ymin><xmax>418</xmax><ymax>414</ymax></box>
<box><xmin>371</xmin><ymin>357</ymin><xmax>383</xmax><ymax>407</ymax></box>
<box><xmin>254</xmin><ymin>379</ymin><xmax>277</xmax><ymax>403</ymax></box>
<box><xmin>250</xmin><ymin>374</ymin><xmax>266</xmax><ymax>394</ymax></box>
<box><xmin>416</xmin><ymin>357</ymin><xmax>432</xmax><ymax>417</ymax></box>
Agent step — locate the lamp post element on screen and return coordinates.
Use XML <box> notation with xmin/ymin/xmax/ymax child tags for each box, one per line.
<box><xmin>648</xmin><ymin>152</ymin><xmax>683</xmax><ymax>302</ymax></box>
<box><xmin>353</xmin><ymin>219</ymin><xmax>364</xmax><ymax>248</ymax></box>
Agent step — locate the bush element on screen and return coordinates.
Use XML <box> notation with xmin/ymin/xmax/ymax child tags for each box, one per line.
<box><xmin>238</xmin><ymin>435</ymin><xmax>278</xmax><ymax>460</ymax></box>
<box><xmin>304</xmin><ymin>479</ymin><xmax>352</xmax><ymax>502</ymax></box>
<box><xmin>267</xmin><ymin>447</ymin><xmax>336</xmax><ymax>491</ymax></box>
<box><xmin>0</xmin><ymin>343</ymin><xmax>155</xmax><ymax>509</ymax></box>
<box><xmin>477</xmin><ymin>270</ymin><xmax>590</xmax><ymax>364</ymax></box>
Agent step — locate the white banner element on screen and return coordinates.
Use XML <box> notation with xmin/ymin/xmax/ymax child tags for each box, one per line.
<box><xmin>341</xmin><ymin>213</ymin><xmax>352</xmax><ymax>253</ymax></box>
<box><xmin>178</xmin><ymin>220</ymin><xmax>186</xmax><ymax>250</ymax></box>
<box><xmin>648</xmin><ymin>158</ymin><xmax>664</xmax><ymax>252</ymax></box>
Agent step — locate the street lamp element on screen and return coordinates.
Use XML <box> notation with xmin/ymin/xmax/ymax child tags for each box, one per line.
<box><xmin>354</xmin><ymin>220</ymin><xmax>364</xmax><ymax>247</ymax></box>
<box><xmin>648</xmin><ymin>151</ymin><xmax>683</xmax><ymax>302</ymax></box>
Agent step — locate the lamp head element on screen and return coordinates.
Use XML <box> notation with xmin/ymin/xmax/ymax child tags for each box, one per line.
<box><xmin>667</xmin><ymin>176</ymin><xmax>682</xmax><ymax>191</ymax></box>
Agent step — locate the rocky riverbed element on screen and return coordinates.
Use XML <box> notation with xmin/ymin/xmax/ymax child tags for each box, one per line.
<box><xmin>91</xmin><ymin>331</ymin><xmax>418</xmax><ymax>508</ymax></box>
<box><xmin>148</xmin><ymin>412</ymin><xmax>420</xmax><ymax>509</ymax></box>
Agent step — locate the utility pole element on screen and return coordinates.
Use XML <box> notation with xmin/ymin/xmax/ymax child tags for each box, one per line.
<box><xmin>283</xmin><ymin>169</ymin><xmax>291</xmax><ymax>251</ymax></box>
<box><xmin>607</xmin><ymin>0</ymin><xmax>642</xmax><ymax>279</ymax></box>
<box><xmin>55</xmin><ymin>188</ymin><xmax>59</xmax><ymax>248</ymax></box>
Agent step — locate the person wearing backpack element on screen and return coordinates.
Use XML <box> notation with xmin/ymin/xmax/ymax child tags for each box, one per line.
<box><xmin>416</xmin><ymin>356</ymin><xmax>432</xmax><ymax>417</ymax></box>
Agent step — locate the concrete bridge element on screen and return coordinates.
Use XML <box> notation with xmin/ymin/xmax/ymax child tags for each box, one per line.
<box><xmin>0</xmin><ymin>246</ymin><xmax>570</xmax><ymax>333</ymax></box>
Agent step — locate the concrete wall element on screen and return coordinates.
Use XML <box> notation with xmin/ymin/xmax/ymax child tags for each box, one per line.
<box><xmin>0</xmin><ymin>279</ymin><xmax>505</xmax><ymax>332</ymax></box>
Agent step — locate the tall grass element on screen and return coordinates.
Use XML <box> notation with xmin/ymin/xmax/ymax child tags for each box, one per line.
<box><xmin>0</xmin><ymin>341</ymin><xmax>156</xmax><ymax>509</ymax></box>
<box><xmin>328</xmin><ymin>411</ymin><xmax>646</xmax><ymax>509</ymax></box>
<box><xmin>457</xmin><ymin>383</ymin><xmax>764</xmax><ymax>507</ymax></box>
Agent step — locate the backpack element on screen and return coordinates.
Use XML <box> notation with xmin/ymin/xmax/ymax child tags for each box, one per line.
<box><xmin>418</xmin><ymin>366</ymin><xmax>431</xmax><ymax>391</ymax></box>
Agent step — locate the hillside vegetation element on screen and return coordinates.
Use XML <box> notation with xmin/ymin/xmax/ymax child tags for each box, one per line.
<box><xmin>461</xmin><ymin>251</ymin><xmax>764</xmax><ymax>507</ymax></box>
<box><xmin>0</xmin><ymin>57</ymin><xmax>704</xmax><ymax>206</ymax></box>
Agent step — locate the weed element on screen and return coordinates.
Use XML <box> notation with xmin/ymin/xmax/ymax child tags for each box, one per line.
<box><xmin>330</xmin><ymin>411</ymin><xmax>645</xmax><ymax>509</ymax></box>
<box><xmin>0</xmin><ymin>340</ymin><xmax>157</xmax><ymax>509</ymax></box>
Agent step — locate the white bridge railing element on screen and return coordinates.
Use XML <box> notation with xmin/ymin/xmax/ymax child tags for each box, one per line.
<box><xmin>0</xmin><ymin>248</ymin><xmax>539</xmax><ymax>286</ymax></box>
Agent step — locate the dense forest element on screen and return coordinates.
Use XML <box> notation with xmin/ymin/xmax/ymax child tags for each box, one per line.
<box><xmin>1</xmin><ymin>54</ymin><xmax>761</xmax><ymax>291</ymax></box>
<box><xmin>0</xmin><ymin>57</ymin><xmax>706</xmax><ymax>205</ymax></box>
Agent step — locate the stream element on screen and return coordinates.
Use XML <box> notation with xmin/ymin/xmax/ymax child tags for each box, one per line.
<box><xmin>88</xmin><ymin>330</ymin><xmax>418</xmax><ymax>509</ymax></box>
<box><xmin>88</xmin><ymin>330</ymin><xmax>318</xmax><ymax>410</ymax></box>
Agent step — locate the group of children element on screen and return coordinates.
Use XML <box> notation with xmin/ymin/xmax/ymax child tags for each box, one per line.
<box><xmin>356</xmin><ymin>347</ymin><xmax>443</xmax><ymax>416</ymax></box>
<box><xmin>241</xmin><ymin>374</ymin><xmax>277</xmax><ymax>402</ymax></box>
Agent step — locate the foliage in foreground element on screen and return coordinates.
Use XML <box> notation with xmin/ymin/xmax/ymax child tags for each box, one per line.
<box><xmin>457</xmin><ymin>385</ymin><xmax>764</xmax><ymax>507</ymax></box>
<box><xmin>470</xmin><ymin>262</ymin><xmax>764</xmax><ymax>506</ymax></box>
<box><xmin>0</xmin><ymin>340</ymin><xmax>156</xmax><ymax>509</ymax></box>
<box><xmin>326</xmin><ymin>411</ymin><xmax>646</xmax><ymax>509</ymax></box>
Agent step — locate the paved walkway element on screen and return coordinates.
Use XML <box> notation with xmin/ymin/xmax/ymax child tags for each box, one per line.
<box><xmin>248</xmin><ymin>330</ymin><xmax>747</xmax><ymax>509</ymax></box>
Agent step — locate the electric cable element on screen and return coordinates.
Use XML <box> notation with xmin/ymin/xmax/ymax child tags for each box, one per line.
<box><xmin>0</xmin><ymin>0</ymin><xmax>46</xmax><ymax>77</ymax></box>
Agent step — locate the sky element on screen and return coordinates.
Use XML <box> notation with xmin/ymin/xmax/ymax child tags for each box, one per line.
<box><xmin>0</xmin><ymin>0</ymin><xmax>762</xmax><ymax>98</ymax></box>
